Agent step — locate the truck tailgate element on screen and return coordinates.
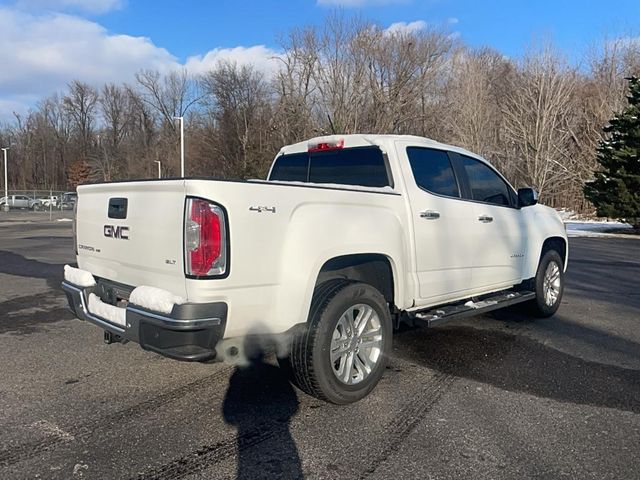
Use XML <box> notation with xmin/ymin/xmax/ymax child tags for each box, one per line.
<box><xmin>75</xmin><ymin>180</ymin><xmax>187</xmax><ymax>298</ymax></box>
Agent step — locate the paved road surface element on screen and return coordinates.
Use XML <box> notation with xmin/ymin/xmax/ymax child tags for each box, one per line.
<box><xmin>0</xmin><ymin>221</ymin><xmax>638</xmax><ymax>479</ymax></box>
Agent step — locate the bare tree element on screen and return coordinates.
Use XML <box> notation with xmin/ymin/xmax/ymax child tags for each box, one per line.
<box><xmin>44</xmin><ymin>94</ymin><xmax>72</xmax><ymax>185</ymax></box>
<box><xmin>124</xmin><ymin>86</ymin><xmax>158</xmax><ymax>178</ymax></box>
<box><xmin>200</xmin><ymin>61</ymin><xmax>274</xmax><ymax>177</ymax></box>
<box><xmin>100</xmin><ymin>83</ymin><xmax>130</xmax><ymax>150</ymax></box>
<box><xmin>135</xmin><ymin>69</ymin><xmax>200</xmax><ymax>174</ymax></box>
<box><xmin>500</xmin><ymin>47</ymin><xmax>577</xmax><ymax>199</ymax></box>
<box><xmin>63</xmin><ymin>80</ymin><xmax>98</xmax><ymax>157</ymax></box>
<box><xmin>445</xmin><ymin>48</ymin><xmax>511</xmax><ymax>160</ymax></box>
<box><xmin>135</xmin><ymin>69</ymin><xmax>200</xmax><ymax>128</ymax></box>
<box><xmin>274</xmin><ymin>27</ymin><xmax>320</xmax><ymax>143</ymax></box>
<box><xmin>363</xmin><ymin>25</ymin><xmax>454</xmax><ymax>134</ymax></box>
<box><xmin>89</xmin><ymin>84</ymin><xmax>133</xmax><ymax>181</ymax></box>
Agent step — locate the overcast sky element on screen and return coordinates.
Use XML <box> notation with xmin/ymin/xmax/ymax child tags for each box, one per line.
<box><xmin>1</xmin><ymin>0</ymin><xmax>638</xmax><ymax>122</ymax></box>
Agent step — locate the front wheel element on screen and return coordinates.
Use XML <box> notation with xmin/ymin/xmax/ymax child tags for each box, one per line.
<box><xmin>528</xmin><ymin>250</ymin><xmax>564</xmax><ymax>317</ymax></box>
<box><xmin>279</xmin><ymin>280</ymin><xmax>392</xmax><ymax>404</ymax></box>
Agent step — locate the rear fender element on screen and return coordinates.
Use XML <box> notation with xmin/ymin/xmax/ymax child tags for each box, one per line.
<box><xmin>272</xmin><ymin>203</ymin><xmax>408</xmax><ymax>332</ymax></box>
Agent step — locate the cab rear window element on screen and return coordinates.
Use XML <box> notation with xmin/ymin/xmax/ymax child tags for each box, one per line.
<box><xmin>269</xmin><ymin>147</ymin><xmax>391</xmax><ymax>188</ymax></box>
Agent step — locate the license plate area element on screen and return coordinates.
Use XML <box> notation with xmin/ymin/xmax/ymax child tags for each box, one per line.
<box><xmin>94</xmin><ymin>277</ymin><xmax>133</xmax><ymax>307</ymax></box>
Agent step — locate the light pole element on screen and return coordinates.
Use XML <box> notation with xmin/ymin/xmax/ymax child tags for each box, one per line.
<box><xmin>1</xmin><ymin>147</ymin><xmax>8</xmax><ymax>205</ymax></box>
<box><xmin>154</xmin><ymin>160</ymin><xmax>161</xmax><ymax>179</ymax></box>
<box><xmin>173</xmin><ymin>116</ymin><xmax>184</xmax><ymax>177</ymax></box>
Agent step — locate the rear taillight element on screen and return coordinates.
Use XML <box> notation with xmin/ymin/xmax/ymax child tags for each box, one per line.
<box><xmin>184</xmin><ymin>197</ymin><xmax>227</xmax><ymax>277</ymax></box>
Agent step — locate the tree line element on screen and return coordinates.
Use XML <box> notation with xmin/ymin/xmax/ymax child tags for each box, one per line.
<box><xmin>1</xmin><ymin>16</ymin><xmax>638</xmax><ymax>212</ymax></box>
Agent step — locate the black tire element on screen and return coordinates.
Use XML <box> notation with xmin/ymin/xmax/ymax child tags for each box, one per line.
<box><xmin>278</xmin><ymin>280</ymin><xmax>392</xmax><ymax>404</ymax></box>
<box><xmin>528</xmin><ymin>249</ymin><xmax>564</xmax><ymax>318</ymax></box>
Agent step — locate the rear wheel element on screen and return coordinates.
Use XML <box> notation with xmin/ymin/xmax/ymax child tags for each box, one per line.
<box><xmin>279</xmin><ymin>280</ymin><xmax>392</xmax><ymax>404</ymax></box>
<box><xmin>528</xmin><ymin>250</ymin><xmax>564</xmax><ymax>317</ymax></box>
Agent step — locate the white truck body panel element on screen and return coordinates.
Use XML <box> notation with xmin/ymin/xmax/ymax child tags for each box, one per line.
<box><xmin>76</xmin><ymin>181</ymin><xmax>189</xmax><ymax>298</ymax></box>
<box><xmin>74</xmin><ymin>134</ymin><xmax>568</xmax><ymax>339</ymax></box>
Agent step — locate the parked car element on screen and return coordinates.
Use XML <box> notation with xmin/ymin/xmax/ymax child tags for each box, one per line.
<box><xmin>0</xmin><ymin>195</ymin><xmax>42</xmax><ymax>210</ymax></box>
<box><xmin>62</xmin><ymin>134</ymin><xmax>567</xmax><ymax>404</ymax></box>
<box><xmin>60</xmin><ymin>192</ymin><xmax>77</xmax><ymax>210</ymax></box>
<box><xmin>38</xmin><ymin>195</ymin><xmax>60</xmax><ymax>208</ymax></box>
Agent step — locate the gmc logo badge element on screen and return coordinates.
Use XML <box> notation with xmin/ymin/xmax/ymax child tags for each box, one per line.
<box><xmin>104</xmin><ymin>225</ymin><xmax>129</xmax><ymax>240</ymax></box>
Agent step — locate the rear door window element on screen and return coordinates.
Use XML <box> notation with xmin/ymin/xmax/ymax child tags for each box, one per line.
<box><xmin>269</xmin><ymin>147</ymin><xmax>391</xmax><ymax>188</ymax></box>
<box><xmin>459</xmin><ymin>155</ymin><xmax>512</xmax><ymax>207</ymax></box>
<box><xmin>406</xmin><ymin>147</ymin><xmax>460</xmax><ymax>197</ymax></box>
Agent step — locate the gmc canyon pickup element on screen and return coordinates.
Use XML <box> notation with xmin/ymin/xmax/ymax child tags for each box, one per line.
<box><xmin>62</xmin><ymin>134</ymin><xmax>567</xmax><ymax>404</ymax></box>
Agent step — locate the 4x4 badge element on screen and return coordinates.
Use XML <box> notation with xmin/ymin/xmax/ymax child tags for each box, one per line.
<box><xmin>249</xmin><ymin>206</ymin><xmax>276</xmax><ymax>213</ymax></box>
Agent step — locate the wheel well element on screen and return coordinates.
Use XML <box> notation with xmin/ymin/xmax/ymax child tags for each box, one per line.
<box><xmin>316</xmin><ymin>254</ymin><xmax>395</xmax><ymax>305</ymax></box>
<box><xmin>540</xmin><ymin>237</ymin><xmax>567</xmax><ymax>267</ymax></box>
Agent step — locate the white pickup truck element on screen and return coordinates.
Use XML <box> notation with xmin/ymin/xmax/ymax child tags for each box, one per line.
<box><xmin>62</xmin><ymin>134</ymin><xmax>567</xmax><ymax>404</ymax></box>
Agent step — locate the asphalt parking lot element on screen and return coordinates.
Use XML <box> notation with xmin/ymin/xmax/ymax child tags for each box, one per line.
<box><xmin>0</xmin><ymin>219</ymin><xmax>638</xmax><ymax>479</ymax></box>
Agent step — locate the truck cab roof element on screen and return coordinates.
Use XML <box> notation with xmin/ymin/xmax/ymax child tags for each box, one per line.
<box><xmin>278</xmin><ymin>134</ymin><xmax>488</xmax><ymax>165</ymax></box>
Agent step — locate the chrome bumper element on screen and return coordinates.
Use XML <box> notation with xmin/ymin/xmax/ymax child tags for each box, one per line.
<box><xmin>62</xmin><ymin>281</ymin><xmax>227</xmax><ymax>362</ymax></box>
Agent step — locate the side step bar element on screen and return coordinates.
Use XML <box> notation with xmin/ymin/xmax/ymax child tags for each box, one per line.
<box><xmin>409</xmin><ymin>290</ymin><xmax>536</xmax><ymax>327</ymax></box>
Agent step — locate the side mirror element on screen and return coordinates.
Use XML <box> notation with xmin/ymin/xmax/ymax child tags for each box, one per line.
<box><xmin>518</xmin><ymin>187</ymin><xmax>538</xmax><ymax>207</ymax></box>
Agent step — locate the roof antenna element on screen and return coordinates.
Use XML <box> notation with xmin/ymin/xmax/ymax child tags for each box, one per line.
<box><xmin>327</xmin><ymin>114</ymin><xmax>336</xmax><ymax>135</ymax></box>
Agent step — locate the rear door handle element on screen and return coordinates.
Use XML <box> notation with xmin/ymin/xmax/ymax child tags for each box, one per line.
<box><xmin>420</xmin><ymin>210</ymin><xmax>440</xmax><ymax>220</ymax></box>
<box><xmin>478</xmin><ymin>215</ymin><xmax>493</xmax><ymax>223</ymax></box>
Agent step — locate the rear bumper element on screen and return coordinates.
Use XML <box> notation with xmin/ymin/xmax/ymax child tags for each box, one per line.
<box><xmin>62</xmin><ymin>281</ymin><xmax>227</xmax><ymax>362</ymax></box>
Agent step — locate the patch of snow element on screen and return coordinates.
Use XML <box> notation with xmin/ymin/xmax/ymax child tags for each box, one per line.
<box><xmin>31</xmin><ymin>420</ymin><xmax>74</xmax><ymax>441</ymax></box>
<box><xmin>556</xmin><ymin>208</ymin><xmax>632</xmax><ymax>224</ymax></box>
<box><xmin>73</xmin><ymin>463</ymin><xmax>89</xmax><ymax>476</ymax></box>
<box><xmin>88</xmin><ymin>293</ymin><xmax>126</xmax><ymax>326</ymax></box>
<box><xmin>464</xmin><ymin>299</ymin><xmax>498</xmax><ymax>309</ymax></box>
<box><xmin>64</xmin><ymin>265</ymin><xmax>95</xmax><ymax>287</ymax></box>
<box><xmin>476</xmin><ymin>300</ymin><xmax>498</xmax><ymax>308</ymax></box>
<box><xmin>556</xmin><ymin>209</ymin><xmax>586</xmax><ymax>221</ymax></box>
<box><xmin>565</xmin><ymin>221</ymin><xmax>632</xmax><ymax>238</ymax></box>
<box><xmin>129</xmin><ymin>285</ymin><xmax>185</xmax><ymax>315</ymax></box>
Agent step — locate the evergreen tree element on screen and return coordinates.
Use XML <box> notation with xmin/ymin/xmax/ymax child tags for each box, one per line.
<box><xmin>584</xmin><ymin>76</ymin><xmax>640</xmax><ymax>229</ymax></box>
